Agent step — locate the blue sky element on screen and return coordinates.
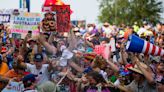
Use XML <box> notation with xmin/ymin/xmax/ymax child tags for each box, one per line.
<box><xmin>0</xmin><ymin>0</ymin><xmax>163</xmax><ymax>24</ymax></box>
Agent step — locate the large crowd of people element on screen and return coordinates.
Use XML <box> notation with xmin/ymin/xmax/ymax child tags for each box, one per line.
<box><xmin>0</xmin><ymin>20</ymin><xmax>163</xmax><ymax>92</ymax></box>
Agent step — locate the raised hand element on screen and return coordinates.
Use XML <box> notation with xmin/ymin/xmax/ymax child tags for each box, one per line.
<box><xmin>17</xmin><ymin>55</ymin><xmax>24</xmax><ymax>63</ymax></box>
<box><xmin>25</xmin><ymin>33</ymin><xmax>31</xmax><ymax>40</ymax></box>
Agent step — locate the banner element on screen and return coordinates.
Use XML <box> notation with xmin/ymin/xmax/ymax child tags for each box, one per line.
<box><xmin>0</xmin><ymin>9</ymin><xmax>27</xmax><ymax>24</ymax></box>
<box><xmin>0</xmin><ymin>9</ymin><xmax>27</xmax><ymax>15</ymax></box>
<box><xmin>2</xmin><ymin>82</ymin><xmax>24</xmax><ymax>92</ymax></box>
<box><xmin>41</xmin><ymin>12</ymin><xmax>57</xmax><ymax>32</ymax></box>
<box><xmin>0</xmin><ymin>14</ymin><xmax>10</xmax><ymax>23</ymax></box>
<box><xmin>53</xmin><ymin>5</ymin><xmax>70</xmax><ymax>32</ymax></box>
<box><xmin>94</xmin><ymin>44</ymin><xmax>111</xmax><ymax>60</ymax></box>
<box><xmin>94</xmin><ymin>45</ymin><xmax>106</xmax><ymax>55</ymax></box>
<box><xmin>10</xmin><ymin>12</ymin><xmax>42</xmax><ymax>38</ymax></box>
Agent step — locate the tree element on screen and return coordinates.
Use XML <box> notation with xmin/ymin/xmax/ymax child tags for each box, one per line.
<box><xmin>98</xmin><ymin>0</ymin><xmax>163</xmax><ymax>26</ymax></box>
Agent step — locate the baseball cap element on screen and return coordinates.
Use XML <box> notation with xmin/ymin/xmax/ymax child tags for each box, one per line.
<box><xmin>22</xmin><ymin>74</ymin><xmax>37</xmax><ymax>83</ymax></box>
<box><xmin>33</xmin><ymin>53</ymin><xmax>43</xmax><ymax>62</ymax></box>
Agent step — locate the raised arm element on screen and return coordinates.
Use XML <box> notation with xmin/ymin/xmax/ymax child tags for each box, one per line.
<box><xmin>68</xmin><ymin>60</ymin><xmax>84</xmax><ymax>73</ymax></box>
<box><xmin>48</xmin><ymin>32</ymin><xmax>56</xmax><ymax>44</ymax></box>
<box><xmin>16</xmin><ymin>55</ymin><xmax>27</xmax><ymax>69</ymax></box>
<box><xmin>120</xmin><ymin>42</ymin><xmax>128</xmax><ymax>65</ymax></box>
<box><xmin>106</xmin><ymin>59</ymin><xmax>120</xmax><ymax>72</ymax></box>
<box><xmin>117</xmin><ymin>85</ymin><xmax>131</xmax><ymax>92</ymax></box>
<box><xmin>84</xmin><ymin>39</ymin><xmax>94</xmax><ymax>48</ymax></box>
<box><xmin>67</xmin><ymin>30</ymin><xmax>78</xmax><ymax>51</ymax></box>
<box><xmin>20</xmin><ymin>34</ymin><xmax>29</xmax><ymax>55</ymax></box>
<box><xmin>38</xmin><ymin>33</ymin><xmax>57</xmax><ymax>55</ymax></box>
<box><xmin>135</xmin><ymin>55</ymin><xmax>155</xmax><ymax>84</ymax></box>
<box><xmin>107</xmin><ymin>48</ymin><xmax>120</xmax><ymax>72</ymax></box>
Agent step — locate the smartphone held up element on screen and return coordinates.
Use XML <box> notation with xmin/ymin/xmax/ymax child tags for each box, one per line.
<box><xmin>28</xmin><ymin>31</ymin><xmax>32</xmax><ymax>38</ymax></box>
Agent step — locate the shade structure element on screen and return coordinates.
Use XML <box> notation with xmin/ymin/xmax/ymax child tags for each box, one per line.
<box><xmin>42</xmin><ymin>0</ymin><xmax>73</xmax><ymax>13</ymax></box>
<box><xmin>43</xmin><ymin>0</ymin><xmax>65</xmax><ymax>6</ymax></box>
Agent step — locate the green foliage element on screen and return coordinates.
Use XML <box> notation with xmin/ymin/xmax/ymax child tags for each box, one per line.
<box><xmin>98</xmin><ymin>0</ymin><xmax>163</xmax><ymax>26</ymax></box>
